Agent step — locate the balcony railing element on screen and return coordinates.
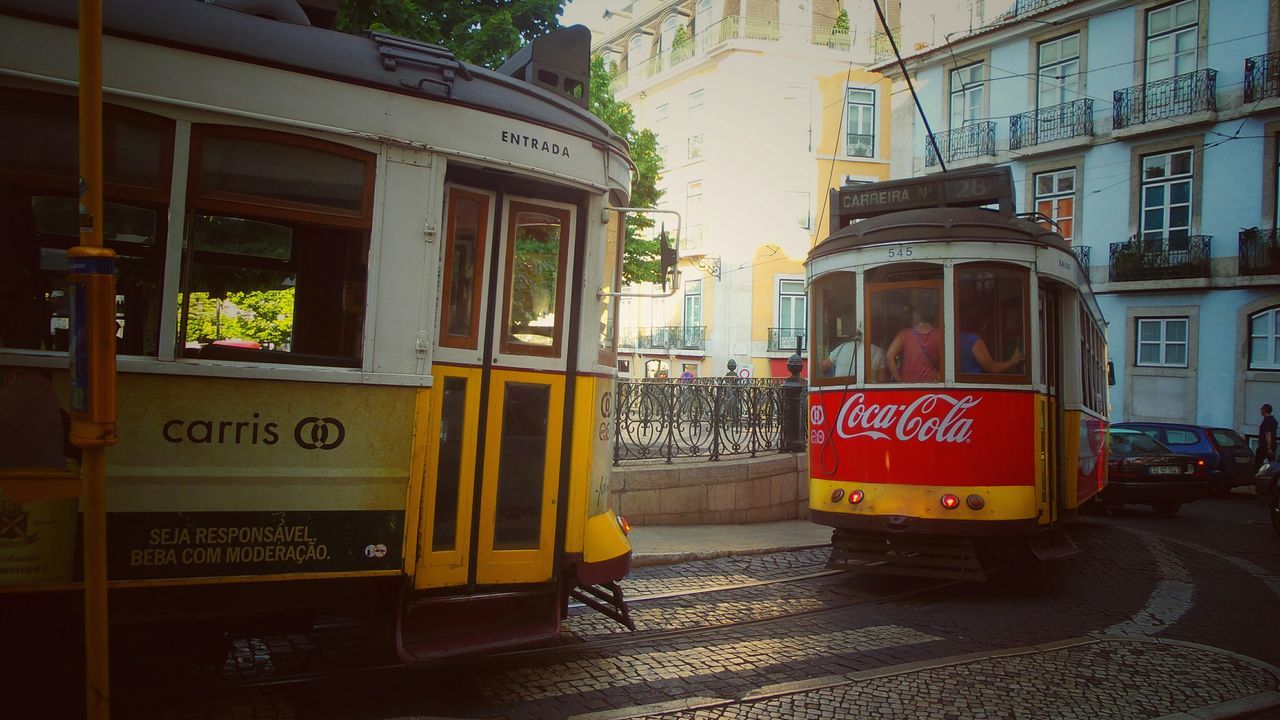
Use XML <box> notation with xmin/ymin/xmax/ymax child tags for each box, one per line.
<box><xmin>846</xmin><ymin>133</ymin><xmax>875</xmax><ymax>158</ymax></box>
<box><xmin>811</xmin><ymin>25</ymin><xmax>852</xmax><ymax>51</ymax></box>
<box><xmin>1240</xmin><ymin>228</ymin><xmax>1280</xmax><ymax>276</ymax></box>
<box><xmin>637</xmin><ymin>325</ymin><xmax>706</xmax><ymax>351</ymax></box>
<box><xmin>1009</xmin><ymin>99</ymin><xmax>1094</xmax><ymax>150</ymax></box>
<box><xmin>768</xmin><ymin>328</ymin><xmax>806</xmax><ymax>352</ymax></box>
<box><xmin>1245</xmin><ymin>52</ymin><xmax>1280</xmax><ymax>103</ymax></box>
<box><xmin>614</xmin><ymin>378</ymin><xmax>782</xmax><ymax>464</ymax></box>
<box><xmin>1113</xmin><ymin>69</ymin><xmax>1217</xmax><ymax>130</ymax></box>
<box><xmin>609</xmin><ymin>16</ymin><xmax>781</xmax><ymax>93</ymax></box>
<box><xmin>1108</xmin><ymin>236</ymin><xmax>1211</xmax><ymax>282</ymax></box>
<box><xmin>1071</xmin><ymin>245</ymin><xmax>1090</xmax><ymax>269</ymax></box>
<box><xmin>871</xmin><ymin>30</ymin><xmax>899</xmax><ymax>63</ymax></box>
<box><xmin>1011</xmin><ymin>0</ymin><xmax>1073</xmax><ymax>15</ymax></box>
<box><xmin>924</xmin><ymin>122</ymin><xmax>997</xmax><ymax>167</ymax></box>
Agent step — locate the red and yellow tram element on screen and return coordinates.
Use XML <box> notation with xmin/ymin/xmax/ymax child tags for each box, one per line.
<box><xmin>806</xmin><ymin>167</ymin><xmax>1109</xmax><ymax>579</ymax></box>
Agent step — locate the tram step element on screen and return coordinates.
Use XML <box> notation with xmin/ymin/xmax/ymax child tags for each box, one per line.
<box><xmin>570</xmin><ymin>581</ymin><xmax>634</xmax><ymax>631</ymax></box>
<box><xmin>828</xmin><ymin>531</ymin><xmax>989</xmax><ymax>581</ymax></box>
<box><xmin>1027</xmin><ymin>526</ymin><xmax>1080</xmax><ymax>561</ymax></box>
<box><xmin>397</xmin><ymin>588</ymin><xmax>559</xmax><ymax>663</ymax></box>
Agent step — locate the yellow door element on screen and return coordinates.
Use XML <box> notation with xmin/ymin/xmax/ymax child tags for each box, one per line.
<box><xmin>415</xmin><ymin>190</ymin><xmax>575</xmax><ymax>589</ymax></box>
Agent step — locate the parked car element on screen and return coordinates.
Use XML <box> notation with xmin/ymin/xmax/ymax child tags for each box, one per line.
<box><xmin>1256</xmin><ymin>461</ymin><xmax>1280</xmax><ymax>535</ymax></box>
<box><xmin>1099</xmin><ymin>428</ymin><xmax>1209</xmax><ymax>516</ymax></box>
<box><xmin>1111</xmin><ymin>422</ymin><xmax>1254</xmax><ymax>494</ymax></box>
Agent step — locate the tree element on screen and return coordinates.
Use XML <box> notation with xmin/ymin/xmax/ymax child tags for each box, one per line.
<box><xmin>334</xmin><ymin>0</ymin><xmax>564</xmax><ymax>69</ymax></box>
<box><xmin>833</xmin><ymin>8</ymin><xmax>849</xmax><ymax>34</ymax></box>
<box><xmin>589</xmin><ymin>55</ymin><xmax>665</xmax><ymax>285</ymax></box>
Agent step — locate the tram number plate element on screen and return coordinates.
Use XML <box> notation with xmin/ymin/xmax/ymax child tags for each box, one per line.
<box><xmin>887</xmin><ymin>245</ymin><xmax>913</xmax><ymax>258</ymax></box>
<box><xmin>1149</xmin><ymin>466</ymin><xmax>1181</xmax><ymax>475</ymax></box>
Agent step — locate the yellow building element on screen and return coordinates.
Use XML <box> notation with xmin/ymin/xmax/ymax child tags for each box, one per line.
<box><xmin>588</xmin><ymin>1</ymin><xmax>898</xmax><ymax>378</ymax></box>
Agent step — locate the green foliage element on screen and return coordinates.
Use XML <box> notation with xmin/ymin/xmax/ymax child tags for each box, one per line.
<box><xmin>588</xmin><ymin>55</ymin><xmax>665</xmax><ymax>285</ymax></box>
<box><xmin>184</xmin><ymin>289</ymin><xmax>295</xmax><ymax>349</ymax></box>
<box><xmin>673</xmin><ymin>25</ymin><xmax>691</xmax><ymax>49</ymax></box>
<box><xmin>833</xmin><ymin>8</ymin><xmax>849</xmax><ymax>33</ymax></box>
<box><xmin>334</xmin><ymin>0</ymin><xmax>564</xmax><ymax>69</ymax></box>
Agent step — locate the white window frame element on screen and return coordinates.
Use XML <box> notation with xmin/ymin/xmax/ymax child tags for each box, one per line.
<box><xmin>785</xmin><ymin>190</ymin><xmax>811</xmax><ymax>230</ymax></box>
<box><xmin>1250</xmin><ymin>307</ymin><xmax>1280</xmax><ymax>370</ymax></box>
<box><xmin>687</xmin><ymin>89</ymin><xmax>704</xmax><ymax>160</ymax></box>
<box><xmin>1033</xmin><ymin>168</ymin><xmax>1076</xmax><ymax>244</ymax></box>
<box><xmin>1140</xmin><ymin>148</ymin><xmax>1193</xmax><ymax>251</ymax></box>
<box><xmin>1037</xmin><ymin>33</ymin><xmax>1080</xmax><ymax>109</ymax></box>
<box><xmin>683</xmin><ymin>277</ymin><xmax>702</xmax><ymax>330</ymax></box>
<box><xmin>685</xmin><ymin>180</ymin><xmax>704</xmax><ymax>251</ymax></box>
<box><xmin>845</xmin><ymin>87</ymin><xmax>876</xmax><ymax>158</ymax></box>
<box><xmin>777</xmin><ymin>278</ymin><xmax>807</xmax><ymax>335</ymax></box>
<box><xmin>1145</xmin><ymin>0</ymin><xmax>1198</xmax><ymax>82</ymax></box>
<box><xmin>949</xmin><ymin>62</ymin><xmax>985</xmax><ymax>128</ymax></box>
<box><xmin>1136</xmin><ymin>316</ymin><xmax>1189</xmax><ymax>368</ymax></box>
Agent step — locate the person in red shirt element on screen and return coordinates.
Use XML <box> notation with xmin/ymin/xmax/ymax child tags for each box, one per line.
<box><xmin>886</xmin><ymin>304</ymin><xmax>941</xmax><ymax>383</ymax></box>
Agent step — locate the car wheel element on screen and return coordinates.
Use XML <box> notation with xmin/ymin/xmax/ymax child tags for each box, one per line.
<box><xmin>1151</xmin><ymin>502</ymin><xmax>1181</xmax><ymax>517</ymax></box>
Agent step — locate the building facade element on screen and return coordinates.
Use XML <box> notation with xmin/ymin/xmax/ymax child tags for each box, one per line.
<box><xmin>877</xmin><ymin>0</ymin><xmax>1280</xmax><ymax>438</ymax></box>
<box><xmin>587</xmin><ymin>0</ymin><xmax>898</xmax><ymax>379</ymax></box>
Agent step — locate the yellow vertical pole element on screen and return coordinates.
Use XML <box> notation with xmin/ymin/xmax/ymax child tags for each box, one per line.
<box><xmin>76</xmin><ymin>1</ymin><xmax>114</xmax><ymax>718</ymax></box>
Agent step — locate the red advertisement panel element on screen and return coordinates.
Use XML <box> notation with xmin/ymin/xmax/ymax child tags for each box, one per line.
<box><xmin>808</xmin><ymin>389</ymin><xmax>1036</xmax><ymax>487</ymax></box>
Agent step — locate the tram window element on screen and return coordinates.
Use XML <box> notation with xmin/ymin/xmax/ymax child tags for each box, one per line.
<box><xmin>180</xmin><ymin>127</ymin><xmax>373</xmax><ymax>367</ymax></box>
<box><xmin>867</xmin><ymin>264</ymin><xmax>943</xmax><ymax>384</ymax></box>
<box><xmin>440</xmin><ymin>189</ymin><xmax>489</xmax><ymax>349</ymax></box>
<box><xmin>953</xmin><ymin>264</ymin><xmax>1029</xmax><ymax>384</ymax></box>
<box><xmin>502</xmin><ymin>203</ymin><xmax>570</xmax><ymax>357</ymax></box>
<box><xmin>432</xmin><ymin>376</ymin><xmax>468</xmax><ymax>552</ymax></box>
<box><xmin>598</xmin><ymin>206</ymin><xmax>625</xmax><ymax>364</ymax></box>
<box><xmin>494</xmin><ymin>382</ymin><xmax>551</xmax><ymax>550</ymax></box>
<box><xmin>811</xmin><ymin>273</ymin><xmax>857</xmax><ymax>382</ymax></box>
<box><xmin>0</xmin><ymin>90</ymin><xmax>172</xmax><ymax>356</ymax></box>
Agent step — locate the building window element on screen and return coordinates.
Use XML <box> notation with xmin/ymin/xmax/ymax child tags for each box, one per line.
<box><xmin>1034</xmin><ymin>169</ymin><xmax>1075</xmax><ymax>243</ymax></box>
<box><xmin>1037</xmin><ymin>34</ymin><xmax>1080</xmax><ymax>108</ymax></box>
<box><xmin>695</xmin><ymin>0</ymin><xmax>712</xmax><ymax>36</ymax></box>
<box><xmin>1146</xmin><ymin>0</ymin><xmax>1197</xmax><ymax>82</ymax></box>
<box><xmin>1140</xmin><ymin>149</ymin><xmax>1193</xmax><ymax>251</ymax></box>
<box><xmin>660</xmin><ymin>14</ymin><xmax>679</xmax><ymax>55</ymax></box>
<box><xmin>778</xmin><ymin>279</ymin><xmax>806</xmax><ymax>336</ymax></box>
<box><xmin>655</xmin><ymin>102</ymin><xmax>669</xmax><ymax>162</ymax></box>
<box><xmin>687</xmin><ymin>89</ymin><xmax>704</xmax><ymax>160</ymax></box>
<box><xmin>785</xmin><ymin>190</ymin><xmax>811</xmax><ymax>229</ymax></box>
<box><xmin>1250</xmin><ymin>307</ymin><xmax>1280</xmax><ymax>370</ymax></box>
<box><xmin>1136</xmin><ymin>317</ymin><xmax>1189</xmax><ymax>367</ymax></box>
<box><xmin>949</xmin><ymin>62</ymin><xmax>984</xmax><ymax>128</ymax></box>
<box><xmin>618</xmin><ymin>358</ymin><xmax>631</xmax><ymax>374</ymax></box>
<box><xmin>685</xmin><ymin>180</ymin><xmax>704</xmax><ymax>250</ymax></box>
<box><xmin>683</xmin><ymin>277</ymin><xmax>702</xmax><ymax>330</ymax></box>
<box><xmin>845</xmin><ymin>88</ymin><xmax>875</xmax><ymax>158</ymax></box>
<box><xmin>628</xmin><ymin>32</ymin><xmax>649</xmax><ymax>66</ymax></box>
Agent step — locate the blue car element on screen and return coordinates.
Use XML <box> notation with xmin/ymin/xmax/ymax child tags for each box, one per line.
<box><xmin>1111</xmin><ymin>422</ymin><xmax>1255</xmax><ymax>494</ymax></box>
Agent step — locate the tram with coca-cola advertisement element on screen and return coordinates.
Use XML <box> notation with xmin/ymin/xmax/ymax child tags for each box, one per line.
<box><xmin>806</xmin><ymin>166</ymin><xmax>1110</xmax><ymax>580</ymax></box>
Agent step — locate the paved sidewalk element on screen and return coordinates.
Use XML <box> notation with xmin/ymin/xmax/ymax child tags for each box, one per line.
<box><xmin>618</xmin><ymin>519</ymin><xmax>1280</xmax><ymax>720</ymax></box>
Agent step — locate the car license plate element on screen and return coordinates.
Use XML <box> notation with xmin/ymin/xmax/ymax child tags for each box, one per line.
<box><xmin>1149</xmin><ymin>466</ymin><xmax>1181</xmax><ymax>475</ymax></box>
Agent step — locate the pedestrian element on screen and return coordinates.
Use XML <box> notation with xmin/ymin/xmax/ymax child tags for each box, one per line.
<box><xmin>1258</xmin><ymin>403</ymin><xmax>1277</xmax><ymax>471</ymax></box>
<box><xmin>886</xmin><ymin>303</ymin><xmax>941</xmax><ymax>383</ymax></box>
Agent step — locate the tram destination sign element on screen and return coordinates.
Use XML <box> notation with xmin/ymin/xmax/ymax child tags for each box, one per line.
<box><xmin>831</xmin><ymin>166</ymin><xmax>1014</xmax><ymax>226</ymax></box>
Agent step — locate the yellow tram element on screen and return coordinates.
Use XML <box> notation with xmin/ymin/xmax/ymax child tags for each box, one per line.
<box><xmin>0</xmin><ymin>0</ymin><xmax>641</xmax><ymax>660</ymax></box>
<box><xmin>806</xmin><ymin>167</ymin><xmax>1110</xmax><ymax>579</ymax></box>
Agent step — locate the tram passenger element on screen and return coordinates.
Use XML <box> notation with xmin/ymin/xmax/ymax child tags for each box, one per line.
<box><xmin>957</xmin><ymin>312</ymin><xmax>1023</xmax><ymax>374</ymax></box>
<box><xmin>886</xmin><ymin>304</ymin><xmax>941</xmax><ymax>383</ymax></box>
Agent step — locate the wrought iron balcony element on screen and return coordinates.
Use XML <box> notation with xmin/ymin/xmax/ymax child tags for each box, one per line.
<box><xmin>1108</xmin><ymin>236</ymin><xmax>1210</xmax><ymax>282</ymax></box>
<box><xmin>1113</xmin><ymin>69</ymin><xmax>1217</xmax><ymax>130</ymax></box>
<box><xmin>1011</xmin><ymin>0</ymin><xmax>1072</xmax><ymax>14</ymax></box>
<box><xmin>1070</xmin><ymin>245</ymin><xmax>1090</xmax><ymax>269</ymax></box>
<box><xmin>637</xmin><ymin>325</ymin><xmax>706</xmax><ymax>351</ymax></box>
<box><xmin>1009</xmin><ymin>99</ymin><xmax>1094</xmax><ymax>150</ymax></box>
<box><xmin>812</xmin><ymin>25</ymin><xmax>852</xmax><ymax>51</ymax></box>
<box><xmin>768</xmin><ymin>328</ymin><xmax>806</xmax><ymax>352</ymax></box>
<box><xmin>846</xmin><ymin>133</ymin><xmax>875</xmax><ymax>158</ymax></box>
<box><xmin>1240</xmin><ymin>228</ymin><xmax>1280</xmax><ymax>276</ymax></box>
<box><xmin>924</xmin><ymin>122</ymin><xmax>997</xmax><ymax>167</ymax></box>
<box><xmin>1245</xmin><ymin>52</ymin><xmax>1280</xmax><ymax>103</ymax></box>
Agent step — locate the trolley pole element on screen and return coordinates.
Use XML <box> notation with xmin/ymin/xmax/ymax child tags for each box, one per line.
<box><xmin>74</xmin><ymin>0</ymin><xmax>117</xmax><ymax>717</ymax></box>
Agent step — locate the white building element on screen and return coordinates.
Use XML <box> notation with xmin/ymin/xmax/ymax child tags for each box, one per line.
<box><xmin>878</xmin><ymin>0</ymin><xmax>1280</xmax><ymax>438</ymax></box>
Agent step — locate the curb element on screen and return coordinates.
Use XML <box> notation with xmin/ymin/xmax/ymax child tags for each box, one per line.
<box><xmin>631</xmin><ymin>543</ymin><xmax>830</xmax><ymax>567</ymax></box>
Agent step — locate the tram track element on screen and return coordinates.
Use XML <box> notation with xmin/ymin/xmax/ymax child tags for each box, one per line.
<box><xmin>118</xmin><ymin>566</ymin><xmax>959</xmax><ymax>718</ymax></box>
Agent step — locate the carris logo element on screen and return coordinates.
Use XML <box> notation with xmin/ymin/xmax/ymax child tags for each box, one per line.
<box><xmin>294</xmin><ymin>417</ymin><xmax>346</xmax><ymax>450</ymax></box>
<box><xmin>835</xmin><ymin>393</ymin><xmax>980</xmax><ymax>443</ymax></box>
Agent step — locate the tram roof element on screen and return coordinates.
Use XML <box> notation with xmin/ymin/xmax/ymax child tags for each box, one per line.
<box><xmin>0</xmin><ymin>0</ymin><xmax>631</xmax><ymax>161</ymax></box>
<box><xmin>807</xmin><ymin>207</ymin><xmax>1070</xmax><ymax>263</ymax></box>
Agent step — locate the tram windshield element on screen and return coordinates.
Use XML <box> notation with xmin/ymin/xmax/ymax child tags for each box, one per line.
<box><xmin>868</xmin><ymin>264</ymin><xmax>943</xmax><ymax>384</ymax></box>
<box><xmin>953</xmin><ymin>263</ymin><xmax>1029</xmax><ymax>383</ymax></box>
<box><xmin>812</xmin><ymin>272</ymin><xmax>856</xmax><ymax>381</ymax></box>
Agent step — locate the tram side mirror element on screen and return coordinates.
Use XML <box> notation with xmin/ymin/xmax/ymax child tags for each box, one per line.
<box><xmin>1107</xmin><ymin>360</ymin><xmax>1116</xmax><ymax>387</ymax></box>
<box><xmin>659</xmin><ymin>231</ymin><xmax>679</xmax><ymax>292</ymax></box>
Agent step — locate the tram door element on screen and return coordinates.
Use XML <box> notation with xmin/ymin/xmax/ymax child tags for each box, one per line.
<box><xmin>1038</xmin><ymin>286</ymin><xmax>1063</xmax><ymax>523</ymax></box>
<box><xmin>416</xmin><ymin>187</ymin><xmax>577</xmax><ymax>590</ymax></box>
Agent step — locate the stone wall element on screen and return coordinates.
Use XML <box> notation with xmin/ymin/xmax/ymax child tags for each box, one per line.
<box><xmin>610</xmin><ymin>453</ymin><xmax>810</xmax><ymax>525</ymax></box>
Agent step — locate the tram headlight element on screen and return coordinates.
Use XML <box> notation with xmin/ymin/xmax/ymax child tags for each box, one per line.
<box><xmin>848</xmin><ymin>489</ymin><xmax>864</xmax><ymax>505</ymax></box>
<box><xmin>966</xmin><ymin>494</ymin><xmax>985</xmax><ymax>510</ymax></box>
<box><xmin>940</xmin><ymin>494</ymin><xmax>960</xmax><ymax>510</ymax></box>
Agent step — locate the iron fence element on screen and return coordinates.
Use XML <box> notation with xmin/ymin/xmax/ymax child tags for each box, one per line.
<box><xmin>924</xmin><ymin>122</ymin><xmax>996</xmax><ymax>167</ymax></box>
<box><xmin>768</xmin><ymin>328</ymin><xmax>806</xmax><ymax>352</ymax></box>
<box><xmin>1108</xmin><ymin>235</ymin><xmax>1211</xmax><ymax>282</ymax></box>
<box><xmin>1071</xmin><ymin>245</ymin><xmax>1090</xmax><ymax>269</ymax></box>
<box><xmin>1009</xmin><ymin>99</ymin><xmax>1093</xmax><ymax>150</ymax></box>
<box><xmin>1240</xmin><ymin>228</ymin><xmax>1280</xmax><ymax>275</ymax></box>
<box><xmin>635</xmin><ymin>325</ymin><xmax>706</xmax><ymax>351</ymax></box>
<box><xmin>1245</xmin><ymin>52</ymin><xmax>1280</xmax><ymax>103</ymax></box>
<box><xmin>613</xmin><ymin>378</ymin><xmax>783</xmax><ymax>464</ymax></box>
<box><xmin>1113</xmin><ymin>69</ymin><xmax>1217</xmax><ymax>129</ymax></box>
<box><xmin>846</xmin><ymin>132</ymin><xmax>875</xmax><ymax>158</ymax></box>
